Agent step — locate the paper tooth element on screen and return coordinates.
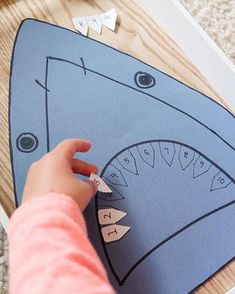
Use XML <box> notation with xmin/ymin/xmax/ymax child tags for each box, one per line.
<box><xmin>101</xmin><ymin>224</ymin><xmax>130</xmax><ymax>243</ymax></box>
<box><xmin>98</xmin><ymin>208</ymin><xmax>127</xmax><ymax>225</ymax></box>
<box><xmin>90</xmin><ymin>173</ymin><xmax>112</xmax><ymax>193</ymax></box>
<box><xmin>86</xmin><ymin>15</ymin><xmax>102</xmax><ymax>34</ymax></box>
<box><xmin>100</xmin><ymin>8</ymin><xmax>117</xmax><ymax>31</ymax></box>
<box><xmin>210</xmin><ymin>171</ymin><xmax>231</xmax><ymax>191</ymax></box>
<box><xmin>72</xmin><ymin>17</ymin><xmax>88</xmax><ymax>36</ymax></box>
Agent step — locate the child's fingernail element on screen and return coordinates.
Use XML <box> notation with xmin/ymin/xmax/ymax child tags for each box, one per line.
<box><xmin>83</xmin><ymin>139</ymin><xmax>91</xmax><ymax>144</ymax></box>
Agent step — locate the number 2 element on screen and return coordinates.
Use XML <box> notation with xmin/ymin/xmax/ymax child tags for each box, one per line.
<box><xmin>104</xmin><ymin>212</ymin><xmax>111</xmax><ymax>219</ymax></box>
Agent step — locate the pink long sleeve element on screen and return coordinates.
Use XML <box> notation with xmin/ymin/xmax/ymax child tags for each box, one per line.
<box><xmin>8</xmin><ymin>193</ymin><xmax>115</xmax><ymax>294</ymax></box>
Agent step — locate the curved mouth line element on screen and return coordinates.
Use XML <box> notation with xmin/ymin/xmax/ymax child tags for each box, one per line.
<box><xmin>96</xmin><ymin>198</ymin><xmax>235</xmax><ymax>285</ymax></box>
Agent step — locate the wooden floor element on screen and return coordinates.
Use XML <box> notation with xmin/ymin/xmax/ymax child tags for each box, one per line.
<box><xmin>0</xmin><ymin>0</ymin><xmax>234</xmax><ymax>293</ymax></box>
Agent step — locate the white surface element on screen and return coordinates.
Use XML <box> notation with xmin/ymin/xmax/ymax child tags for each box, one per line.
<box><xmin>0</xmin><ymin>205</ymin><xmax>8</xmax><ymax>232</ymax></box>
<box><xmin>140</xmin><ymin>0</ymin><xmax>235</xmax><ymax>111</ymax></box>
<box><xmin>226</xmin><ymin>286</ymin><xmax>235</xmax><ymax>294</ymax></box>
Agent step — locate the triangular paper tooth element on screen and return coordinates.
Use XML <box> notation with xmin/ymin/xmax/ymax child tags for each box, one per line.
<box><xmin>137</xmin><ymin>143</ymin><xmax>155</xmax><ymax>168</ymax></box>
<box><xmin>117</xmin><ymin>150</ymin><xmax>138</xmax><ymax>175</ymax></box>
<box><xmin>98</xmin><ymin>208</ymin><xmax>127</xmax><ymax>225</ymax></box>
<box><xmin>72</xmin><ymin>17</ymin><xmax>88</xmax><ymax>36</ymax></box>
<box><xmin>210</xmin><ymin>171</ymin><xmax>231</xmax><ymax>191</ymax></box>
<box><xmin>100</xmin><ymin>8</ymin><xmax>117</xmax><ymax>31</ymax></box>
<box><xmin>103</xmin><ymin>164</ymin><xmax>127</xmax><ymax>186</ymax></box>
<box><xmin>193</xmin><ymin>155</ymin><xmax>212</xmax><ymax>178</ymax></box>
<box><xmin>178</xmin><ymin>146</ymin><xmax>195</xmax><ymax>170</ymax></box>
<box><xmin>159</xmin><ymin>142</ymin><xmax>175</xmax><ymax>167</ymax></box>
<box><xmin>90</xmin><ymin>173</ymin><xmax>112</xmax><ymax>193</ymax></box>
<box><xmin>86</xmin><ymin>15</ymin><xmax>102</xmax><ymax>34</ymax></box>
<box><xmin>101</xmin><ymin>224</ymin><xmax>130</xmax><ymax>243</ymax></box>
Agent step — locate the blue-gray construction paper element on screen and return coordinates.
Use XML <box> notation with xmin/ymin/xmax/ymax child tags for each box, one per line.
<box><xmin>9</xmin><ymin>19</ymin><xmax>235</xmax><ymax>294</ymax></box>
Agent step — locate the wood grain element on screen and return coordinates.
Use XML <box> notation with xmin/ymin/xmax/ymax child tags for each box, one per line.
<box><xmin>0</xmin><ymin>0</ymin><xmax>234</xmax><ymax>293</ymax></box>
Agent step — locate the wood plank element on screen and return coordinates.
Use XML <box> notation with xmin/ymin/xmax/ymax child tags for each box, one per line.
<box><xmin>0</xmin><ymin>1</ymin><xmax>234</xmax><ymax>293</ymax></box>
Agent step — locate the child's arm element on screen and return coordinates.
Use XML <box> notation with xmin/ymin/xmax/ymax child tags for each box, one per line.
<box><xmin>8</xmin><ymin>139</ymin><xmax>115</xmax><ymax>294</ymax></box>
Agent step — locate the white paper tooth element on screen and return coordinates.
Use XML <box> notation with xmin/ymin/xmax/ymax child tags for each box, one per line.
<box><xmin>101</xmin><ymin>224</ymin><xmax>130</xmax><ymax>243</ymax></box>
<box><xmin>100</xmin><ymin>8</ymin><xmax>117</xmax><ymax>31</ymax></box>
<box><xmin>86</xmin><ymin>15</ymin><xmax>102</xmax><ymax>34</ymax></box>
<box><xmin>89</xmin><ymin>173</ymin><xmax>112</xmax><ymax>193</ymax></box>
<box><xmin>72</xmin><ymin>8</ymin><xmax>117</xmax><ymax>35</ymax></box>
<box><xmin>72</xmin><ymin>17</ymin><xmax>88</xmax><ymax>36</ymax></box>
<box><xmin>98</xmin><ymin>208</ymin><xmax>127</xmax><ymax>225</ymax></box>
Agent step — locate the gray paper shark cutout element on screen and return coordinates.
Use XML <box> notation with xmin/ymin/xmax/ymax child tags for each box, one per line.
<box><xmin>9</xmin><ymin>19</ymin><xmax>235</xmax><ymax>294</ymax></box>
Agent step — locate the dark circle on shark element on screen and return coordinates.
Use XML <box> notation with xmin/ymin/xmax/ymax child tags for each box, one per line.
<box><xmin>134</xmin><ymin>72</ymin><xmax>156</xmax><ymax>88</ymax></box>
<box><xmin>16</xmin><ymin>133</ymin><xmax>39</xmax><ymax>153</ymax></box>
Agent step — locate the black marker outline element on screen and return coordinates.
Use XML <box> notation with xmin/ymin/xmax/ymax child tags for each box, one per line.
<box><xmin>35</xmin><ymin>79</ymin><xmax>50</xmax><ymax>92</ymax></box>
<box><xmin>96</xmin><ymin>139</ymin><xmax>235</xmax><ymax>285</ymax></box>
<box><xmin>80</xmin><ymin>57</ymin><xmax>86</xmax><ymax>76</ymax></box>
<box><xmin>45</xmin><ymin>58</ymin><xmax>50</xmax><ymax>152</ymax></box>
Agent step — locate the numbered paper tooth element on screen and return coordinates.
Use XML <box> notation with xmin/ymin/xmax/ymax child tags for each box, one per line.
<box><xmin>90</xmin><ymin>173</ymin><xmax>112</xmax><ymax>193</ymax></box>
<box><xmin>137</xmin><ymin>143</ymin><xmax>155</xmax><ymax>167</ymax></box>
<box><xmin>159</xmin><ymin>142</ymin><xmax>175</xmax><ymax>167</ymax></box>
<box><xmin>117</xmin><ymin>149</ymin><xmax>138</xmax><ymax>175</ymax></box>
<box><xmin>193</xmin><ymin>155</ymin><xmax>212</xmax><ymax>178</ymax></box>
<box><xmin>178</xmin><ymin>146</ymin><xmax>195</xmax><ymax>170</ymax></box>
<box><xmin>104</xmin><ymin>164</ymin><xmax>127</xmax><ymax>186</ymax></box>
<box><xmin>100</xmin><ymin>8</ymin><xmax>117</xmax><ymax>31</ymax></box>
<box><xmin>72</xmin><ymin>17</ymin><xmax>88</xmax><ymax>36</ymax></box>
<box><xmin>86</xmin><ymin>15</ymin><xmax>102</xmax><ymax>34</ymax></box>
<box><xmin>98</xmin><ymin>208</ymin><xmax>127</xmax><ymax>225</ymax></box>
<box><xmin>210</xmin><ymin>171</ymin><xmax>231</xmax><ymax>191</ymax></box>
<box><xmin>101</xmin><ymin>224</ymin><xmax>130</xmax><ymax>243</ymax></box>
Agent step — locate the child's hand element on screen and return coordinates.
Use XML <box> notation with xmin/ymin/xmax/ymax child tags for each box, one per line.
<box><xmin>22</xmin><ymin>139</ymin><xmax>98</xmax><ymax>211</ymax></box>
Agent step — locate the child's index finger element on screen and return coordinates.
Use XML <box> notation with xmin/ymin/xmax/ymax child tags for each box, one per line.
<box><xmin>71</xmin><ymin>158</ymin><xmax>98</xmax><ymax>176</ymax></box>
<box><xmin>53</xmin><ymin>139</ymin><xmax>91</xmax><ymax>160</ymax></box>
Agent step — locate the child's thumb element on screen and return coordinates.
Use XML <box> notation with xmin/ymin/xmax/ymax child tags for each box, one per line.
<box><xmin>85</xmin><ymin>180</ymin><xmax>98</xmax><ymax>197</ymax></box>
<box><xmin>79</xmin><ymin>180</ymin><xmax>98</xmax><ymax>211</ymax></box>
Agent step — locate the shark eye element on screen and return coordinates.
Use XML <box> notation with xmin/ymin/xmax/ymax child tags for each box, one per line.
<box><xmin>134</xmin><ymin>71</ymin><xmax>156</xmax><ymax>88</ymax></box>
<box><xmin>16</xmin><ymin>133</ymin><xmax>39</xmax><ymax>153</ymax></box>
